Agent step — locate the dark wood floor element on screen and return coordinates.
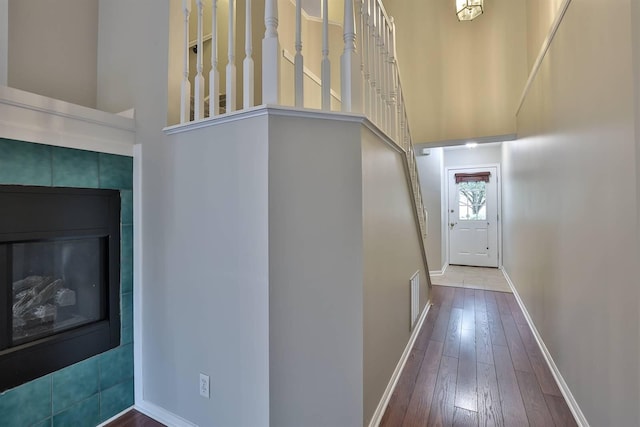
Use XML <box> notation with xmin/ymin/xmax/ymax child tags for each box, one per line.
<box><xmin>380</xmin><ymin>285</ymin><xmax>578</xmax><ymax>427</ymax></box>
<box><xmin>105</xmin><ymin>409</ymin><xmax>165</xmax><ymax>427</ymax></box>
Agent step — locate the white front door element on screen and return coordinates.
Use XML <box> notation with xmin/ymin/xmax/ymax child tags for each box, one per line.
<box><xmin>448</xmin><ymin>167</ymin><xmax>499</xmax><ymax>267</ymax></box>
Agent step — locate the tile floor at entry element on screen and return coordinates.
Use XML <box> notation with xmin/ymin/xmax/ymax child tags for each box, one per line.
<box><xmin>431</xmin><ymin>265</ymin><xmax>512</xmax><ymax>293</ymax></box>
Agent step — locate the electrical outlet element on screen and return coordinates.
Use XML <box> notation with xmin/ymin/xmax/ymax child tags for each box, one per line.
<box><xmin>199</xmin><ymin>373</ymin><xmax>210</xmax><ymax>398</ymax></box>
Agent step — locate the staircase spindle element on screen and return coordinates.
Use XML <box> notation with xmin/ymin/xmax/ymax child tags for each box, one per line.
<box><xmin>341</xmin><ymin>0</ymin><xmax>362</xmax><ymax>113</ymax></box>
<box><xmin>321</xmin><ymin>0</ymin><xmax>331</xmax><ymax>110</ymax></box>
<box><xmin>210</xmin><ymin>0</ymin><xmax>220</xmax><ymax>116</ymax></box>
<box><xmin>369</xmin><ymin>0</ymin><xmax>378</xmax><ymax>124</ymax></box>
<box><xmin>376</xmin><ymin>7</ymin><xmax>384</xmax><ymax>128</ymax></box>
<box><xmin>389</xmin><ymin>18</ymin><xmax>398</xmax><ymax>141</ymax></box>
<box><xmin>180</xmin><ymin>0</ymin><xmax>192</xmax><ymax>123</ymax></box>
<box><xmin>384</xmin><ymin>19</ymin><xmax>392</xmax><ymax>133</ymax></box>
<box><xmin>262</xmin><ymin>0</ymin><xmax>280</xmax><ymax>104</ymax></box>
<box><xmin>294</xmin><ymin>0</ymin><xmax>304</xmax><ymax>107</ymax></box>
<box><xmin>194</xmin><ymin>0</ymin><xmax>205</xmax><ymax>120</ymax></box>
<box><xmin>243</xmin><ymin>0</ymin><xmax>254</xmax><ymax>108</ymax></box>
<box><xmin>361</xmin><ymin>0</ymin><xmax>371</xmax><ymax>117</ymax></box>
<box><xmin>226</xmin><ymin>0</ymin><xmax>237</xmax><ymax>112</ymax></box>
<box><xmin>381</xmin><ymin>16</ymin><xmax>389</xmax><ymax>132</ymax></box>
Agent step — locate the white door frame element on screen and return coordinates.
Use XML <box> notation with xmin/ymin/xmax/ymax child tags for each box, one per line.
<box><xmin>443</xmin><ymin>163</ymin><xmax>502</xmax><ymax>268</ymax></box>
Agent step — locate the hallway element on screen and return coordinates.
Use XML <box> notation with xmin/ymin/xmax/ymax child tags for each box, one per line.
<box><xmin>380</xmin><ymin>286</ymin><xmax>577</xmax><ymax>426</ymax></box>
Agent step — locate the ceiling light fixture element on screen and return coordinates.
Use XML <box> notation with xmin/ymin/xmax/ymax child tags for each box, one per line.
<box><xmin>456</xmin><ymin>0</ymin><xmax>483</xmax><ymax>21</ymax></box>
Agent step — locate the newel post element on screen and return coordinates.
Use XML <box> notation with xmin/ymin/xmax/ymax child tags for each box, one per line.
<box><xmin>262</xmin><ymin>0</ymin><xmax>280</xmax><ymax>105</ymax></box>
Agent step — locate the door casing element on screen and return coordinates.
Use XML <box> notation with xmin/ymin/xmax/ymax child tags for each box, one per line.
<box><xmin>444</xmin><ymin>163</ymin><xmax>502</xmax><ymax>268</ymax></box>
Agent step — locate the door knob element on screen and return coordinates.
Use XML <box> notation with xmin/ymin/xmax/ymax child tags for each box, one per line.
<box><xmin>450</xmin><ymin>222</ymin><xmax>456</xmax><ymax>228</ymax></box>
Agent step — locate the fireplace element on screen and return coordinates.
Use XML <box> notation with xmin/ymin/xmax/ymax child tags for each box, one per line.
<box><xmin>0</xmin><ymin>185</ymin><xmax>121</xmax><ymax>392</ymax></box>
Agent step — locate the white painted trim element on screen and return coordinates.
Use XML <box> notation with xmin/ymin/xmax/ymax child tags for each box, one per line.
<box><xmin>368</xmin><ymin>303</ymin><xmax>432</xmax><ymax>427</ymax></box>
<box><xmin>429</xmin><ymin>263</ymin><xmax>449</xmax><ymax>277</ymax></box>
<box><xmin>502</xmin><ymin>270</ymin><xmax>590</xmax><ymax>427</ymax></box>
<box><xmin>0</xmin><ymin>85</ymin><xmax>135</xmax><ymax>156</ymax></box>
<box><xmin>282</xmin><ymin>49</ymin><xmax>342</xmax><ymax>103</ymax></box>
<box><xmin>164</xmin><ymin>105</ymin><xmax>405</xmax><ymax>154</ymax></box>
<box><xmin>444</xmin><ymin>164</ymin><xmax>502</xmax><ymax>268</ymax></box>
<box><xmin>516</xmin><ymin>0</ymin><xmax>572</xmax><ymax>116</ymax></box>
<box><xmin>133</xmin><ymin>144</ymin><xmax>144</xmax><ymax>406</ymax></box>
<box><xmin>135</xmin><ymin>402</ymin><xmax>198</xmax><ymax>427</ymax></box>
<box><xmin>0</xmin><ymin>0</ymin><xmax>7</xmax><ymax>86</ymax></box>
<box><xmin>96</xmin><ymin>407</ymin><xmax>135</xmax><ymax>427</ymax></box>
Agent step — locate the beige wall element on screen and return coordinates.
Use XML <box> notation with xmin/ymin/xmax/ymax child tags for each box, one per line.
<box><xmin>8</xmin><ymin>0</ymin><xmax>98</xmax><ymax>108</ymax></box>
<box><xmin>416</xmin><ymin>148</ymin><xmax>444</xmax><ymax>271</ymax></box>
<box><xmin>503</xmin><ymin>0</ymin><xmax>639</xmax><ymax>425</ymax></box>
<box><xmin>362</xmin><ymin>127</ymin><xmax>430</xmax><ymax>423</ymax></box>
<box><xmin>525</xmin><ymin>0</ymin><xmax>565</xmax><ymax>70</ymax></box>
<box><xmin>383</xmin><ymin>0</ymin><xmax>527</xmax><ymax>144</ymax></box>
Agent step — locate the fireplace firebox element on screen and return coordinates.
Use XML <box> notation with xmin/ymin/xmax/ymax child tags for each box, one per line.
<box><xmin>0</xmin><ymin>186</ymin><xmax>121</xmax><ymax>392</ymax></box>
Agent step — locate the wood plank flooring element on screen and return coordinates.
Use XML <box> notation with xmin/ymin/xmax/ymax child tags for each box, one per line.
<box><xmin>105</xmin><ymin>409</ymin><xmax>165</xmax><ymax>427</ymax></box>
<box><xmin>380</xmin><ymin>286</ymin><xmax>577</xmax><ymax>427</ymax></box>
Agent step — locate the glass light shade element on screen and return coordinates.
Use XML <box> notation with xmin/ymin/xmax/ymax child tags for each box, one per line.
<box><xmin>456</xmin><ymin>0</ymin><xmax>483</xmax><ymax>21</ymax></box>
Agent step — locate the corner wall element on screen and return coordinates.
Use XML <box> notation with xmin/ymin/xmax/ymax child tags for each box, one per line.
<box><xmin>503</xmin><ymin>0</ymin><xmax>639</xmax><ymax>425</ymax></box>
<box><xmin>268</xmin><ymin>115</ymin><xmax>364</xmax><ymax>427</ymax></box>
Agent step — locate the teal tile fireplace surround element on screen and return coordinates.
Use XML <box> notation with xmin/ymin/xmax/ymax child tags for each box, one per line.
<box><xmin>0</xmin><ymin>138</ymin><xmax>134</xmax><ymax>426</ymax></box>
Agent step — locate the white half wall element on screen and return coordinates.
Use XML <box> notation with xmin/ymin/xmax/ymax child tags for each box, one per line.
<box><xmin>503</xmin><ymin>0</ymin><xmax>639</xmax><ymax>425</ymax></box>
<box><xmin>157</xmin><ymin>116</ymin><xmax>271</xmax><ymax>427</ymax></box>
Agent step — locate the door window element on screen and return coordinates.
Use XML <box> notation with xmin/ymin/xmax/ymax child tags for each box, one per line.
<box><xmin>458</xmin><ymin>181</ymin><xmax>487</xmax><ymax>220</ymax></box>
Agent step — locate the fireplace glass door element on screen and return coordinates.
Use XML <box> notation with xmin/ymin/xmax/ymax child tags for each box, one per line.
<box><xmin>11</xmin><ymin>238</ymin><xmax>107</xmax><ymax>346</ymax></box>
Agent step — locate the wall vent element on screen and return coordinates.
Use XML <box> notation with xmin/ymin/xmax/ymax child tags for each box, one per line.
<box><xmin>410</xmin><ymin>271</ymin><xmax>420</xmax><ymax>329</ymax></box>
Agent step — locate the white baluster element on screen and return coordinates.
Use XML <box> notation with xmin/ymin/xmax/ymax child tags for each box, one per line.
<box><xmin>262</xmin><ymin>0</ymin><xmax>280</xmax><ymax>104</ymax></box>
<box><xmin>180</xmin><ymin>0</ymin><xmax>192</xmax><ymax>123</ymax></box>
<box><xmin>194</xmin><ymin>0</ymin><xmax>205</xmax><ymax>120</ymax></box>
<box><xmin>341</xmin><ymin>0</ymin><xmax>362</xmax><ymax>113</ymax></box>
<box><xmin>389</xmin><ymin>18</ymin><xmax>398</xmax><ymax>141</ymax></box>
<box><xmin>361</xmin><ymin>0</ymin><xmax>371</xmax><ymax>118</ymax></box>
<box><xmin>321</xmin><ymin>0</ymin><xmax>331</xmax><ymax>110</ymax></box>
<box><xmin>381</xmin><ymin>16</ymin><xmax>388</xmax><ymax>132</ymax></box>
<box><xmin>226</xmin><ymin>0</ymin><xmax>237</xmax><ymax>112</ymax></box>
<box><xmin>377</xmin><ymin>8</ymin><xmax>386</xmax><ymax>130</ymax></box>
<box><xmin>369</xmin><ymin>0</ymin><xmax>378</xmax><ymax>123</ymax></box>
<box><xmin>243</xmin><ymin>0</ymin><xmax>254</xmax><ymax>108</ymax></box>
<box><xmin>210</xmin><ymin>0</ymin><xmax>220</xmax><ymax>116</ymax></box>
<box><xmin>383</xmin><ymin>18</ymin><xmax>391</xmax><ymax>133</ymax></box>
<box><xmin>294</xmin><ymin>0</ymin><xmax>304</xmax><ymax>107</ymax></box>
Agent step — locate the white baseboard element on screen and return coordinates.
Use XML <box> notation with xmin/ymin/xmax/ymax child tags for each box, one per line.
<box><xmin>96</xmin><ymin>407</ymin><xmax>135</xmax><ymax>426</ymax></box>
<box><xmin>429</xmin><ymin>264</ymin><xmax>449</xmax><ymax>277</ymax></box>
<box><xmin>368</xmin><ymin>302</ymin><xmax>432</xmax><ymax>427</ymax></box>
<box><xmin>135</xmin><ymin>400</ymin><xmax>198</xmax><ymax>427</ymax></box>
<box><xmin>502</xmin><ymin>270</ymin><xmax>590</xmax><ymax>427</ymax></box>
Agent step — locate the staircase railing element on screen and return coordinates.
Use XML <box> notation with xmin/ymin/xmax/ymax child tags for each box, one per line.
<box><xmin>177</xmin><ymin>0</ymin><xmax>429</xmax><ymax>270</ymax></box>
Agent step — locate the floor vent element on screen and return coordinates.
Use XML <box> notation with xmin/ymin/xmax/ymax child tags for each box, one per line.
<box><xmin>410</xmin><ymin>271</ymin><xmax>420</xmax><ymax>329</ymax></box>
